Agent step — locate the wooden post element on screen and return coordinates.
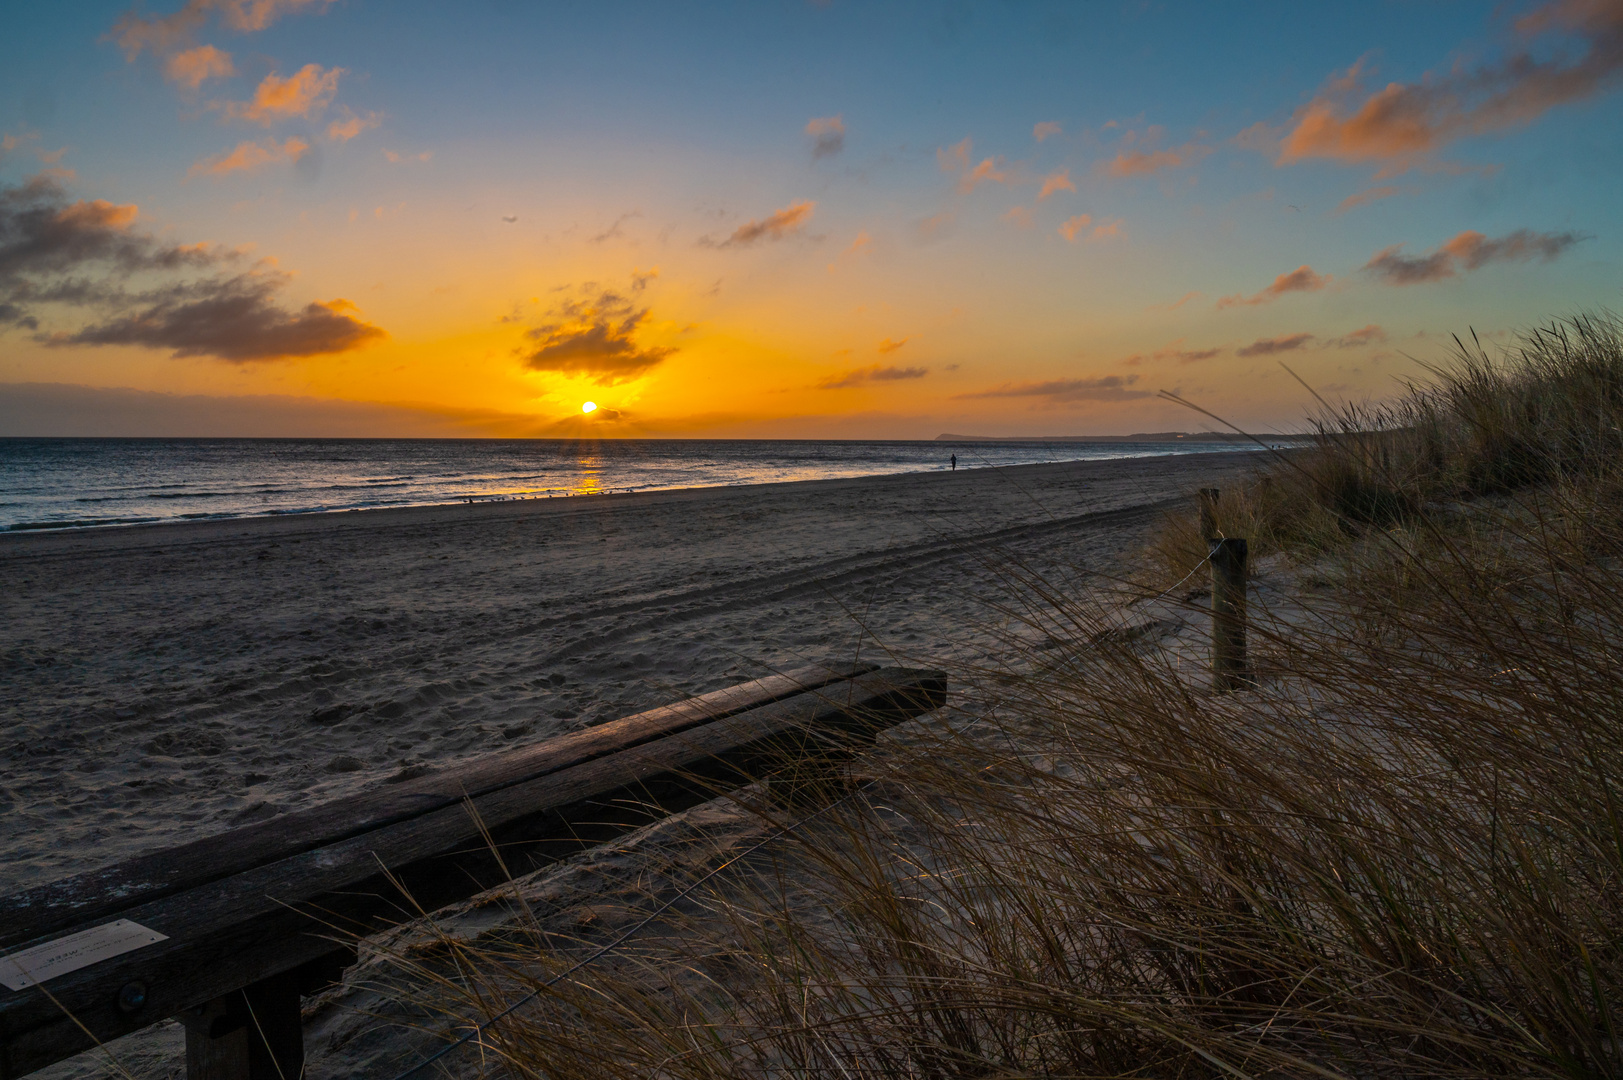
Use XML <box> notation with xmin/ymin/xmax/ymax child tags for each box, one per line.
<box><xmin>1198</xmin><ymin>488</ymin><xmax>1221</xmax><ymax>542</ymax></box>
<box><xmin>1209</xmin><ymin>537</ymin><xmax>1253</xmax><ymax>692</ymax></box>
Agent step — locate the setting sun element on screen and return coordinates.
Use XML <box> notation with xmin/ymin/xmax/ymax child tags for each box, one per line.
<box><xmin>582</xmin><ymin>401</ymin><xmax>598</xmax><ymax>414</ymax></box>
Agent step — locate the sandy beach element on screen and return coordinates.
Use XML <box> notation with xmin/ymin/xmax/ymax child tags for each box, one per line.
<box><xmin>1</xmin><ymin>453</ymin><xmax>1250</xmax><ymax>893</ymax></box>
<box><xmin>3</xmin><ymin>453</ymin><xmax>1260</xmax><ymax>1079</ymax></box>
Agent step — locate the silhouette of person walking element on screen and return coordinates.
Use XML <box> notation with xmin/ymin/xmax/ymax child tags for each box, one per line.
<box><xmin>950</xmin><ymin>454</ymin><xmax>956</xmax><ymax>471</ymax></box>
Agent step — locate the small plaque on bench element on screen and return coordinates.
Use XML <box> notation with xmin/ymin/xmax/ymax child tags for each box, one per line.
<box><xmin>0</xmin><ymin>920</ymin><xmax>168</xmax><ymax>991</ymax></box>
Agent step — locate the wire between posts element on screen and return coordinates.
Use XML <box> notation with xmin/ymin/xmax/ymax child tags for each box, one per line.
<box><xmin>1143</xmin><ymin>548</ymin><xmax>1213</xmax><ymax>608</ymax></box>
<box><xmin>390</xmin><ymin>779</ymin><xmax>878</xmax><ymax>1080</ymax></box>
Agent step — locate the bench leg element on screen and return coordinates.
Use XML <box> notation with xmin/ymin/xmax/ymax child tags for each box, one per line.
<box><xmin>181</xmin><ymin>971</ymin><xmax>303</xmax><ymax>1080</ymax></box>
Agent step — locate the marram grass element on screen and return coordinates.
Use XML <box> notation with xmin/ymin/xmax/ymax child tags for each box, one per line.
<box><xmin>380</xmin><ymin>312</ymin><xmax>1623</xmax><ymax>1079</ymax></box>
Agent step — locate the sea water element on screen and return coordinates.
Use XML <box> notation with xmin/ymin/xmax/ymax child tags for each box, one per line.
<box><xmin>0</xmin><ymin>438</ymin><xmax>1262</xmax><ymax>532</ymax></box>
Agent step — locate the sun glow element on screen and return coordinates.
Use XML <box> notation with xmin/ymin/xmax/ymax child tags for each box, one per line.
<box><xmin>581</xmin><ymin>401</ymin><xmax>597</xmax><ymax>414</ymax></box>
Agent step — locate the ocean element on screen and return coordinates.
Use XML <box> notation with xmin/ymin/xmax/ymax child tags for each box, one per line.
<box><xmin>0</xmin><ymin>438</ymin><xmax>1262</xmax><ymax>532</ymax></box>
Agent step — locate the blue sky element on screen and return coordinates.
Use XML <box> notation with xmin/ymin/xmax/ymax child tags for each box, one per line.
<box><xmin>2</xmin><ymin>0</ymin><xmax>1619</xmax><ymax>436</ymax></box>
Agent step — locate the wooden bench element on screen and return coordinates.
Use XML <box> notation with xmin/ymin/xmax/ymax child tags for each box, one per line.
<box><xmin>0</xmin><ymin>663</ymin><xmax>947</xmax><ymax>1080</ymax></box>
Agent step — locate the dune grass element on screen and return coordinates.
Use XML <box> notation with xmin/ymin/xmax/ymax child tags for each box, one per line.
<box><xmin>394</xmin><ymin>312</ymin><xmax>1623</xmax><ymax>1078</ymax></box>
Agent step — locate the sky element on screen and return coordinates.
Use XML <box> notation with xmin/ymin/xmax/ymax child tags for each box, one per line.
<box><xmin>1</xmin><ymin>0</ymin><xmax>1620</xmax><ymax>438</ymax></box>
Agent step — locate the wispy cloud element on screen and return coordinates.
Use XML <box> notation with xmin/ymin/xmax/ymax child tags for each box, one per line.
<box><xmin>1236</xmin><ymin>333</ymin><xmax>1314</xmax><ymax>357</ymax></box>
<box><xmin>1058</xmin><ymin>214</ymin><xmax>1123</xmax><ymax>242</ymax></box>
<box><xmin>1216</xmin><ymin>265</ymin><xmax>1331</xmax><ymax>308</ymax></box>
<box><xmin>715</xmin><ymin>200</ymin><xmax>815</xmax><ymax>247</ymax></box>
<box><xmin>215</xmin><ymin>64</ymin><xmax>342</xmax><ymax>124</ymax></box>
<box><xmin>589</xmin><ymin>210</ymin><xmax>641</xmax><ymax>243</ymax></box>
<box><xmin>521</xmin><ymin>284</ymin><xmax>673</xmax><ymax>385</ymax></box>
<box><xmin>818</xmin><ymin>364</ymin><xmax>928</xmax><ymax>389</ymax></box>
<box><xmin>917</xmin><ymin>209</ymin><xmax>955</xmax><ymax>241</ymax></box>
<box><xmin>1122</xmin><ymin>341</ymin><xmax>1224</xmax><ymax>366</ymax></box>
<box><xmin>1033</xmin><ymin>121</ymin><xmax>1062</xmax><ymax>142</ymax></box>
<box><xmin>936</xmin><ymin>138</ymin><xmax>1012</xmax><ymax>194</ymax></box>
<box><xmin>326</xmin><ymin>107</ymin><xmax>381</xmax><ymax>143</ymax></box>
<box><xmin>1147</xmin><ymin>290</ymin><xmax>1202</xmax><ymax>312</ymax></box>
<box><xmin>1363</xmin><ymin>228</ymin><xmax>1585</xmax><ymax>285</ymax></box>
<box><xmin>1330</xmin><ymin>324</ymin><xmax>1387</xmax><ymax>348</ymax></box>
<box><xmin>188</xmin><ymin>136</ymin><xmax>309</xmax><ymax>177</ymax></box>
<box><xmin>1278</xmin><ymin>2</ymin><xmax>1623</xmax><ymax>173</ymax></box>
<box><xmin>164</xmin><ymin>44</ymin><xmax>234</xmax><ymax>89</ymax></box>
<box><xmin>1105</xmin><ymin>143</ymin><xmax>1210</xmax><ymax>176</ymax></box>
<box><xmin>1037</xmin><ymin>167</ymin><xmax>1075</xmax><ymax>200</ymax></box>
<box><xmin>110</xmin><ymin>0</ymin><xmax>330</xmax><ymax>58</ymax></box>
<box><xmin>806</xmin><ymin>115</ymin><xmax>845</xmax><ymax>159</ymax></box>
<box><xmin>828</xmin><ymin>230</ymin><xmax>874</xmax><ymax>271</ymax></box>
<box><xmin>877</xmin><ymin>337</ymin><xmax>908</xmax><ymax>353</ymax></box>
<box><xmin>937</xmin><ymin>137</ymin><xmax>972</xmax><ymax>173</ymax></box>
<box><xmin>1335</xmin><ymin>185</ymin><xmax>1406</xmax><ymax>214</ymax></box>
<box><xmin>1</xmin><ymin>172</ymin><xmax>382</xmax><ymax>361</ymax></box>
<box><xmin>1058</xmin><ymin>213</ymin><xmax>1091</xmax><ymax>242</ymax></box>
<box><xmin>955</xmin><ymin>374</ymin><xmax>1151</xmax><ymax>403</ymax></box>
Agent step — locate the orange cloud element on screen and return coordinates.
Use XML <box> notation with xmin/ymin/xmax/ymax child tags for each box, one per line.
<box><xmin>217</xmin><ymin>64</ymin><xmax>342</xmax><ymax>125</ymax></box>
<box><xmin>716</xmin><ymin>200</ymin><xmax>815</xmax><ymax>247</ymax></box>
<box><xmin>1037</xmin><ymin>167</ymin><xmax>1075</xmax><ymax>200</ymax></box>
<box><xmin>1216</xmin><ymin>265</ymin><xmax>1331</xmax><ymax>308</ymax></box>
<box><xmin>188</xmin><ymin>136</ymin><xmax>310</xmax><ymax>177</ymax></box>
<box><xmin>165</xmin><ymin>45</ymin><xmax>234</xmax><ymax>89</ymax></box>
<box><xmin>877</xmin><ymin>337</ymin><xmax>909</xmax><ymax>354</ymax></box>
<box><xmin>54</xmin><ymin>199</ymin><xmax>139</xmax><ymax>230</ymax></box>
<box><xmin>1057</xmin><ymin>213</ymin><xmax>1092</xmax><ymax>242</ymax></box>
<box><xmin>1363</xmin><ymin>228</ymin><xmax>1585</xmax><ymax>284</ymax></box>
<box><xmin>1279</xmin><ymin>2</ymin><xmax>1623</xmax><ymax>172</ymax></box>
<box><xmin>1105</xmin><ymin>143</ymin><xmax>1210</xmax><ymax>176</ymax></box>
<box><xmin>917</xmin><ymin>210</ymin><xmax>955</xmax><ymax>240</ymax></box>
<box><xmin>1147</xmin><ymin>290</ymin><xmax>1202</xmax><ymax>311</ymax></box>
<box><xmin>1331</xmin><ymin>324</ymin><xmax>1387</xmax><ymax>348</ymax></box>
<box><xmin>806</xmin><ymin>115</ymin><xmax>845</xmax><ymax>159</ymax></box>
<box><xmin>828</xmin><ymin>230</ymin><xmax>873</xmax><ymax>271</ymax></box>
<box><xmin>935</xmin><ymin>138</ymin><xmax>1012</xmax><ymax>193</ymax></box>
<box><xmin>1090</xmin><ymin>217</ymin><xmax>1124</xmax><ymax>240</ymax></box>
<box><xmin>110</xmin><ymin>0</ymin><xmax>329</xmax><ymax>59</ymax></box>
<box><xmin>959</xmin><ymin>156</ymin><xmax>1010</xmax><ymax>194</ymax></box>
<box><xmin>1236</xmin><ymin>333</ymin><xmax>1314</xmax><ymax>357</ymax></box>
<box><xmin>937</xmin><ymin>137</ymin><xmax>972</xmax><ymax>173</ymax></box>
<box><xmin>1334</xmin><ymin>185</ymin><xmax>1403</xmax><ymax>213</ymax></box>
<box><xmin>1033</xmin><ymin>121</ymin><xmax>1062</xmax><ymax>142</ymax></box>
<box><xmin>326</xmin><ymin>107</ymin><xmax>382</xmax><ymax>143</ymax></box>
<box><xmin>1003</xmin><ymin>205</ymin><xmax>1034</xmax><ymax>228</ymax></box>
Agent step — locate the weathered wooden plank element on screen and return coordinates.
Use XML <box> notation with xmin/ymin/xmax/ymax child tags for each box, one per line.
<box><xmin>1</xmin><ymin>662</ymin><xmax>874</xmax><ymax>950</ymax></box>
<box><xmin>0</xmin><ymin>668</ymin><xmax>944</xmax><ymax>1079</ymax></box>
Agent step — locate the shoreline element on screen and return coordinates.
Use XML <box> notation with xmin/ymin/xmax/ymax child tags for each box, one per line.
<box><xmin>0</xmin><ymin>452</ymin><xmax>1268</xmax><ymax>556</ymax></box>
<box><xmin>1</xmin><ymin>442</ymin><xmax>1270</xmax><ymax>537</ymax></box>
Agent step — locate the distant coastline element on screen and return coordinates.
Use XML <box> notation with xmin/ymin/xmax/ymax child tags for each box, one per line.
<box><xmin>935</xmin><ymin>431</ymin><xmax>1315</xmax><ymax>443</ymax></box>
